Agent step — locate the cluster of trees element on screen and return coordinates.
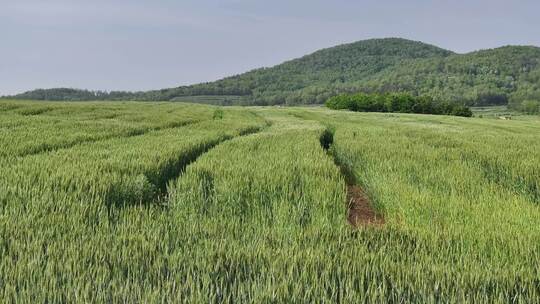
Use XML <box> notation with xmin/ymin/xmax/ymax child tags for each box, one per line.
<box><xmin>507</xmin><ymin>68</ymin><xmax>540</xmax><ymax>113</ymax></box>
<box><xmin>325</xmin><ymin>93</ymin><xmax>473</xmax><ymax>117</ymax></box>
<box><xmin>519</xmin><ymin>100</ymin><xmax>540</xmax><ymax>114</ymax></box>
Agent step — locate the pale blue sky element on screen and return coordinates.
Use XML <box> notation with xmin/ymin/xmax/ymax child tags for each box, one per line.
<box><xmin>1</xmin><ymin>0</ymin><xmax>539</xmax><ymax>95</ymax></box>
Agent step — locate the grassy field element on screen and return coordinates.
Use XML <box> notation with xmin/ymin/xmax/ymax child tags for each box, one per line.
<box><xmin>0</xmin><ymin>100</ymin><xmax>539</xmax><ymax>302</ymax></box>
<box><xmin>470</xmin><ymin>105</ymin><xmax>526</xmax><ymax>119</ymax></box>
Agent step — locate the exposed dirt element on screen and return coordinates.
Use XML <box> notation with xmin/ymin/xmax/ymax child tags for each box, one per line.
<box><xmin>318</xmin><ymin>127</ymin><xmax>385</xmax><ymax>227</ymax></box>
<box><xmin>347</xmin><ymin>185</ymin><xmax>384</xmax><ymax>227</ymax></box>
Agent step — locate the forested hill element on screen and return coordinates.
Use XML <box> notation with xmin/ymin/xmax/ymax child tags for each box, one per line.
<box><xmin>361</xmin><ymin>45</ymin><xmax>540</xmax><ymax>108</ymax></box>
<box><xmin>8</xmin><ymin>38</ymin><xmax>540</xmax><ymax>109</ymax></box>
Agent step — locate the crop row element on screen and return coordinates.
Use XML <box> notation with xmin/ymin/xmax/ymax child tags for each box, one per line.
<box><xmin>0</xmin><ymin>106</ymin><xmax>267</xmax><ymax>302</ymax></box>
<box><xmin>0</xmin><ymin>101</ymin><xmax>216</xmax><ymax>158</ymax></box>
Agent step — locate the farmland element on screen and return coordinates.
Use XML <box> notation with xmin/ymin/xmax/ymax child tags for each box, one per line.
<box><xmin>1</xmin><ymin>100</ymin><xmax>539</xmax><ymax>302</ymax></box>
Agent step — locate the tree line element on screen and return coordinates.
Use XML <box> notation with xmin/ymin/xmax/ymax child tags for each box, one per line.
<box><xmin>325</xmin><ymin>93</ymin><xmax>473</xmax><ymax>117</ymax></box>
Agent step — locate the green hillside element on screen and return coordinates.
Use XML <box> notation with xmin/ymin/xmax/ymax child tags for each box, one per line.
<box><xmin>8</xmin><ymin>38</ymin><xmax>540</xmax><ymax>111</ymax></box>
<box><xmin>361</xmin><ymin>45</ymin><xmax>540</xmax><ymax>108</ymax></box>
<box><xmin>155</xmin><ymin>38</ymin><xmax>454</xmax><ymax>104</ymax></box>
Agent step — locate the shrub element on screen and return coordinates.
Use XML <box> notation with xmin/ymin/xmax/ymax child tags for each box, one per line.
<box><xmin>213</xmin><ymin>108</ymin><xmax>224</xmax><ymax>120</ymax></box>
<box><xmin>521</xmin><ymin>100</ymin><xmax>540</xmax><ymax>114</ymax></box>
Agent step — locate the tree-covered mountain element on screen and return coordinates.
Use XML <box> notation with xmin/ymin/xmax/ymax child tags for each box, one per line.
<box><xmin>360</xmin><ymin>45</ymin><xmax>540</xmax><ymax>110</ymax></box>
<box><xmin>7</xmin><ymin>38</ymin><xmax>540</xmax><ymax>111</ymax></box>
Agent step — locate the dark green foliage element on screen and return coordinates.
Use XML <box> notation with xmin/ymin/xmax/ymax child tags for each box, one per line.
<box><xmin>7</xmin><ymin>88</ymin><xmax>123</xmax><ymax>101</ymax></box>
<box><xmin>326</xmin><ymin>93</ymin><xmax>472</xmax><ymax>117</ymax></box>
<box><xmin>521</xmin><ymin>100</ymin><xmax>540</xmax><ymax>114</ymax></box>
<box><xmin>6</xmin><ymin>38</ymin><xmax>540</xmax><ymax>114</ymax></box>
<box><xmin>319</xmin><ymin>128</ymin><xmax>334</xmax><ymax>150</ymax></box>
<box><xmin>450</xmin><ymin>105</ymin><xmax>474</xmax><ymax>117</ymax></box>
<box><xmin>362</xmin><ymin>45</ymin><xmax>540</xmax><ymax>109</ymax></box>
<box><xmin>213</xmin><ymin>108</ymin><xmax>224</xmax><ymax>120</ymax></box>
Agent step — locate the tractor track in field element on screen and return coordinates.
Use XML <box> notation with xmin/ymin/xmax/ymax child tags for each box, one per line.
<box><xmin>346</xmin><ymin>185</ymin><xmax>384</xmax><ymax>227</ymax></box>
<box><xmin>320</xmin><ymin>129</ymin><xmax>384</xmax><ymax>227</ymax></box>
<box><xmin>154</xmin><ymin>125</ymin><xmax>267</xmax><ymax>203</ymax></box>
<box><xmin>109</xmin><ymin>121</ymin><xmax>270</xmax><ymax>211</ymax></box>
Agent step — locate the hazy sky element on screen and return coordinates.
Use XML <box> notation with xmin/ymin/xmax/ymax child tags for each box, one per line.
<box><xmin>1</xmin><ymin>0</ymin><xmax>539</xmax><ymax>95</ymax></box>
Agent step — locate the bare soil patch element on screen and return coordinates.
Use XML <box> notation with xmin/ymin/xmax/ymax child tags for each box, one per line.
<box><xmin>347</xmin><ymin>185</ymin><xmax>384</xmax><ymax>227</ymax></box>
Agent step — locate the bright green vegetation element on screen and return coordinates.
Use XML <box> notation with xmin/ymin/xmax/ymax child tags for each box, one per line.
<box><xmin>8</xmin><ymin>38</ymin><xmax>540</xmax><ymax>111</ymax></box>
<box><xmin>1</xmin><ymin>100</ymin><xmax>539</xmax><ymax>302</ymax></box>
<box><xmin>325</xmin><ymin>92</ymin><xmax>472</xmax><ymax>117</ymax></box>
<box><xmin>0</xmin><ymin>100</ymin><xmax>214</xmax><ymax>157</ymax></box>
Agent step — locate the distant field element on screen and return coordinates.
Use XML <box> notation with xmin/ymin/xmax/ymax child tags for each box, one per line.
<box><xmin>470</xmin><ymin>105</ymin><xmax>532</xmax><ymax>119</ymax></box>
<box><xmin>170</xmin><ymin>95</ymin><xmax>245</xmax><ymax>105</ymax></box>
<box><xmin>1</xmin><ymin>100</ymin><xmax>539</xmax><ymax>302</ymax></box>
